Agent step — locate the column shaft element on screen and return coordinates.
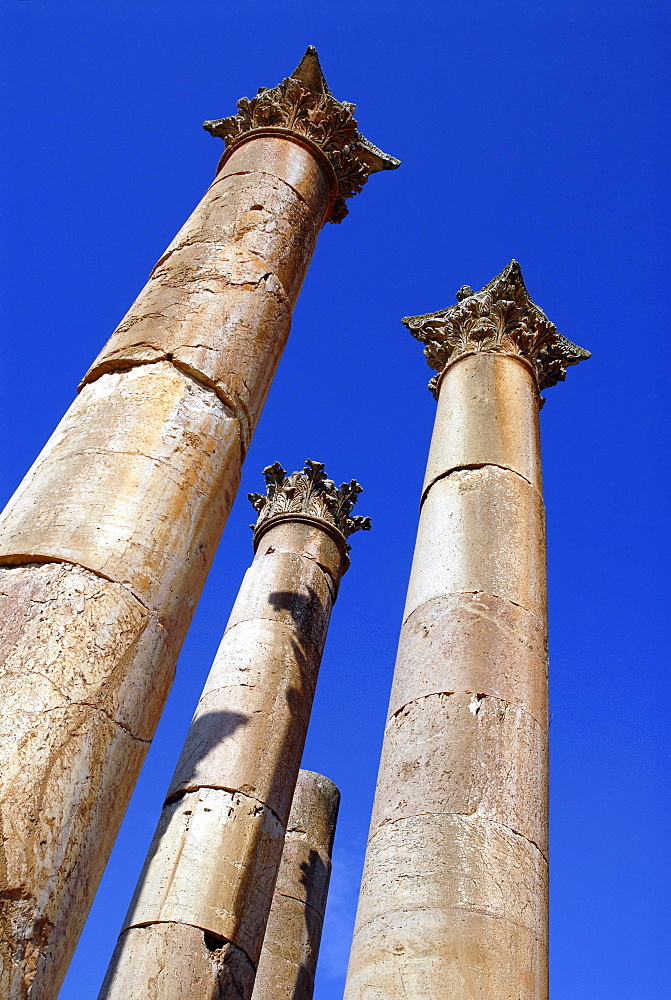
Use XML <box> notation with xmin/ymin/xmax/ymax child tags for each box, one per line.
<box><xmin>0</xmin><ymin>144</ymin><xmax>323</xmax><ymax>994</ymax></box>
<box><xmin>252</xmin><ymin>770</ymin><xmax>340</xmax><ymax>1000</ymax></box>
<box><xmin>97</xmin><ymin>454</ymin><xmax>370</xmax><ymax>1000</ymax></box>
<box><xmin>0</xmin><ymin>47</ymin><xmax>396</xmax><ymax>996</ymax></box>
<box><xmin>344</xmin><ymin>262</ymin><xmax>588</xmax><ymax>1000</ymax></box>
<box><xmin>0</xmin><ymin>125</ymin><xmax>324</xmax><ymax>1000</ymax></box>
<box><xmin>346</xmin><ymin>355</ymin><xmax>548</xmax><ymax>1000</ymax></box>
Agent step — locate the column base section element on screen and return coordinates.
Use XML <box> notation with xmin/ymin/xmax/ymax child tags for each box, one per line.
<box><xmin>344</xmin><ymin>906</ymin><xmax>547</xmax><ymax>1000</ymax></box>
<box><xmin>98</xmin><ymin>923</ymin><xmax>256</xmax><ymax>1000</ymax></box>
<box><xmin>252</xmin><ymin>896</ymin><xmax>323</xmax><ymax>1000</ymax></box>
<box><xmin>125</xmin><ymin>787</ymin><xmax>285</xmax><ymax>965</ymax></box>
<box><xmin>0</xmin><ymin>561</ymin><xmax>165</xmax><ymax>1000</ymax></box>
<box><xmin>346</xmin><ymin>812</ymin><xmax>547</xmax><ymax>1000</ymax></box>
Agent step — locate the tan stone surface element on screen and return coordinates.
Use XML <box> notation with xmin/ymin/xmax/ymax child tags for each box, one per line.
<box><xmin>125</xmin><ymin>787</ymin><xmax>285</xmax><ymax>963</ymax></box>
<box><xmin>346</xmin><ymin>814</ymin><xmax>547</xmax><ymax>997</ymax></box>
<box><xmin>0</xmin><ymin>562</ymin><xmax>166</xmax><ymax>739</ymax></box>
<box><xmin>0</xmin><ymin>364</ymin><xmax>239</xmax><ymax>635</ymax></box>
<box><xmin>285</xmin><ymin>770</ymin><xmax>340</xmax><ymax>870</ymax></box>
<box><xmin>388</xmin><ymin>592</ymin><xmax>548</xmax><ymax>726</ymax></box>
<box><xmin>83</xmin><ymin>141</ymin><xmax>330</xmax><ymax>447</ymax></box>
<box><xmin>423</xmin><ymin>353</ymin><xmax>542</xmax><ymax>498</ymax></box>
<box><xmin>345</xmin><ymin>334</ymin><xmax>552</xmax><ymax>998</ymax></box>
<box><xmin>1</xmin><ymin>94</ymin><xmax>353</xmax><ymax>996</ymax></box>
<box><xmin>355</xmin><ymin>812</ymin><xmax>546</xmax><ymax>932</ymax></box>
<box><xmin>167</xmin><ymin>524</ymin><xmax>340</xmax><ymax>820</ymax></box>
<box><xmin>345</xmin><ymin>907</ymin><xmax>547</xmax><ymax>1000</ymax></box>
<box><xmin>215</xmin><ymin>136</ymin><xmax>334</xmax><ymax>222</ymax></box>
<box><xmin>404</xmin><ymin>465</ymin><xmax>547</xmax><ymax>622</ymax></box>
<box><xmin>83</xmin><ymin>252</ymin><xmax>290</xmax><ymax>452</ymax></box>
<box><xmin>225</xmin><ymin>547</ymin><xmax>337</xmax><ymax>647</ymax></box>
<box><xmin>166</xmin><ymin>620</ymin><xmax>320</xmax><ymax>819</ymax></box>
<box><xmin>0</xmin><ymin>562</ymin><xmax>171</xmax><ymax>999</ymax></box>
<box><xmin>101</xmin><ymin>519</ymin><xmax>351</xmax><ymax>1000</ymax></box>
<box><xmin>99</xmin><ymin>922</ymin><xmax>256</xmax><ymax>1000</ymax></box>
<box><xmin>371</xmin><ymin>693</ymin><xmax>547</xmax><ymax>854</ymax></box>
<box><xmin>251</xmin><ymin>511</ymin><xmax>348</xmax><ymax>590</ymax></box>
<box><xmin>252</xmin><ymin>897</ymin><xmax>323</xmax><ymax>1000</ymax></box>
<box><xmin>252</xmin><ymin>771</ymin><xmax>339</xmax><ymax>1000</ymax></box>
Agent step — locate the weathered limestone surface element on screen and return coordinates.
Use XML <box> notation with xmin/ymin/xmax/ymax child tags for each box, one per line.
<box><xmin>346</xmin><ymin>908</ymin><xmax>547</xmax><ymax>1000</ymax></box>
<box><xmin>0</xmin><ymin>562</ymin><xmax>165</xmax><ymax>1000</ymax></box>
<box><xmin>371</xmin><ymin>693</ymin><xmax>547</xmax><ymax>853</ymax></box>
<box><xmin>404</xmin><ymin>464</ymin><xmax>548</xmax><ymax>622</ymax></box>
<box><xmin>0</xmin><ymin>364</ymin><xmax>240</xmax><ymax>632</ymax></box>
<box><xmin>0</xmin><ymin>365</ymin><xmax>238</xmax><ymax>997</ymax></box>
<box><xmin>422</xmin><ymin>352</ymin><xmax>543</xmax><ymax>499</ymax></box>
<box><xmin>98</xmin><ymin>463</ymin><xmax>368</xmax><ymax>1000</ymax></box>
<box><xmin>252</xmin><ymin>771</ymin><xmax>340</xmax><ymax>1000</ymax></box>
<box><xmin>343</xmin><ymin>262</ymin><xmax>588</xmax><ymax>1000</ymax></box>
<box><xmin>99</xmin><ymin>923</ymin><xmax>255</xmax><ymax>1000</ymax></box>
<box><xmin>389</xmin><ymin>592</ymin><xmax>548</xmax><ymax>726</ymax></box>
<box><xmin>125</xmin><ymin>787</ymin><xmax>286</xmax><ymax>957</ymax></box>
<box><xmin>356</xmin><ymin>813</ymin><xmax>546</xmax><ymax>929</ymax></box>
<box><xmin>82</xmin><ymin>141</ymin><xmax>323</xmax><ymax>450</ymax></box>
<box><xmin>0</xmin><ymin>48</ymin><xmax>396</xmax><ymax>1000</ymax></box>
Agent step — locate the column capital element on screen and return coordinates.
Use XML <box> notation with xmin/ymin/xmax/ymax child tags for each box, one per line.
<box><xmin>249</xmin><ymin>459</ymin><xmax>371</xmax><ymax>552</ymax></box>
<box><xmin>203</xmin><ymin>45</ymin><xmax>400</xmax><ymax>224</ymax></box>
<box><xmin>403</xmin><ymin>260</ymin><xmax>590</xmax><ymax>398</ymax></box>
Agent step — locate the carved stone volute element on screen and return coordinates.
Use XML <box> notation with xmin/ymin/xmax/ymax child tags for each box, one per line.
<box><xmin>249</xmin><ymin>460</ymin><xmax>371</xmax><ymax>553</ymax></box>
<box><xmin>204</xmin><ymin>46</ymin><xmax>400</xmax><ymax>224</ymax></box>
<box><xmin>403</xmin><ymin>260</ymin><xmax>590</xmax><ymax>398</ymax></box>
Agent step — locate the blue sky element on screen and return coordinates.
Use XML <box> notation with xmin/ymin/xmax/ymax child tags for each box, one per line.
<box><xmin>1</xmin><ymin>2</ymin><xmax>669</xmax><ymax>997</ymax></box>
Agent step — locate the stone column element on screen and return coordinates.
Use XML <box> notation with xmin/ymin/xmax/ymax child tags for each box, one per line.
<box><xmin>0</xmin><ymin>49</ymin><xmax>397</xmax><ymax>1000</ymax></box>
<box><xmin>97</xmin><ymin>461</ymin><xmax>368</xmax><ymax>1000</ymax></box>
<box><xmin>343</xmin><ymin>262</ymin><xmax>590</xmax><ymax>1000</ymax></box>
<box><xmin>252</xmin><ymin>770</ymin><xmax>340</xmax><ymax>1000</ymax></box>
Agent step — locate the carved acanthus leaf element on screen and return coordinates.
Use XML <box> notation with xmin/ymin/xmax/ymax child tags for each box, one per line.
<box><xmin>204</xmin><ymin>47</ymin><xmax>399</xmax><ymax>224</ymax></box>
<box><xmin>249</xmin><ymin>460</ymin><xmax>371</xmax><ymax>544</ymax></box>
<box><xmin>403</xmin><ymin>260</ymin><xmax>590</xmax><ymax>397</ymax></box>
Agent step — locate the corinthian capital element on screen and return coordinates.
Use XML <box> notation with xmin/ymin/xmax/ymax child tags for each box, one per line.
<box><xmin>249</xmin><ymin>460</ymin><xmax>371</xmax><ymax>549</ymax></box>
<box><xmin>403</xmin><ymin>260</ymin><xmax>590</xmax><ymax>398</ymax></box>
<box><xmin>204</xmin><ymin>46</ymin><xmax>400</xmax><ymax>224</ymax></box>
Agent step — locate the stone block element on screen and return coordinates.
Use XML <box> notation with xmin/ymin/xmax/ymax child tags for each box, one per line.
<box><xmin>389</xmin><ymin>591</ymin><xmax>547</xmax><ymax>726</ymax></box>
<box><xmin>99</xmin><ymin>922</ymin><xmax>255</xmax><ymax>1000</ymax></box>
<box><xmin>226</xmin><ymin>549</ymin><xmax>336</xmax><ymax>648</ymax></box>
<box><xmin>125</xmin><ymin>787</ymin><xmax>285</xmax><ymax>965</ymax></box>
<box><xmin>166</xmin><ymin>621</ymin><xmax>320</xmax><ymax>822</ymax></box>
<box><xmin>0</xmin><ymin>364</ymin><xmax>239</xmax><ymax>636</ymax></box>
<box><xmin>423</xmin><ymin>353</ymin><xmax>542</xmax><ymax>497</ymax></box>
<box><xmin>371</xmin><ymin>692</ymin><xmax>547</xmax><ymax>854</ymax></box>
<box><xmin>404</xmin><ymin>466</ymin><xmax>547</xmax><ymax>621</ymax></box>
<box><xmin>345</xmin><ymin>905</ymin><xmax>547</xmax><ymax>1000</ymax></box>
<box><xmin>356</xmin><ymin>812</ymin><xmax>546</xmax><ymax>931</ymax></box>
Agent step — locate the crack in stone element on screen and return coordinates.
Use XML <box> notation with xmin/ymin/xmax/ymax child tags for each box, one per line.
<box><xmin>121</xmin><ymin>920</ymin><xmax>258</xmax><ymax>977</ymax></box>
<box><xmin>369</xmin><ymin>810</ymin><xmax>548</xmax><ymax>865</ymax></box>
<box><xmin>388</xmin><ymin>690</ymin><xmax>544</xmax><ymax>735</ymax></box>
<box><xmin>404</xmin><ymin>590</ymin><xmax>545</xmax><ymax>631</ymax></box>
<box><xmin>0</xmin><ymin>556</ymin><xmax>153</xmax><ymax>614</ymax></box>
<box><xmin>222</xmin><ymin>614</ymin><xmax>322</xmax><ymax>657</ymax></box>
<box><xmin>273</xmin><ymin>891</ymin><xmax>324</xmax><ymax>921</ymax></box>
<box><xmin>210</xmin><ymin>167</ymin><xmax>315</xmax><ymax>217</ymax></box>
<box><xmin>352</xmin><ymin>906</ymin><xmax>545</xmax><ymax>942</ymax></box>
<box><xmin>49</xmin><ymin>446</ymin><xmax>221</xmax><ymax>503</ymax></box>
<box><xmin>164</xmin><ymin>784</ymin><xmax>284</xmax><ymax>829</ymax></box>
<box><xmin>36</xmin><ymin>702</ymin><xmax>150</xmax><ymax>744</ymax></box>
<box><xmin>422</xmin><ymin>461</ymin><xmax>536</xmax><ymax>502</ymax></box>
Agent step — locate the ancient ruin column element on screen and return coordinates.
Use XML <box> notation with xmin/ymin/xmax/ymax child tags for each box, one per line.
<box><xmin>252</xmin><ymin>770</ymin><xmax>340</xmax><ymax>1000</ymax></box>
<box><xmin>343</xmin><ymin>262</ymin><xmax>589</xmax><ymax>1000</ymax></box>
<box><xmin>97</xmin><ymin>462</ymin><xmax>368</xmax><ymax>1000</ymax></box>
<box><xmin>0</xmin><ymin>49</ymin><xmax>397</xmax><ymax>1000</ymax></box>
